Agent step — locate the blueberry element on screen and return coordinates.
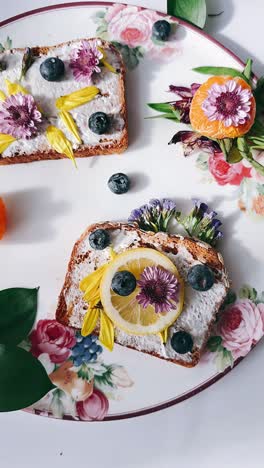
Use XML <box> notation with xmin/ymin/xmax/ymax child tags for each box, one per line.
<box><xmin>73</xmin><ymin>356</ymin><xmax>83</xmax><ymax>367</ymax></box>
<box><xmin>83</xmin><ymin>350</ymin><xmax>92</xmax><ymax>362</ymax></box>
<box><xmin>89</xmin><ymin>342</ymin><xmax>99</xmax><ymax>353</ymax></box>
<box><xmin>187</xmin><ymin>264</ymin><xmax>215</xmax><ymax>292</ymax></box>
<box><xmin>71</xmin><ymin>344</ymin><xmax>84</xmax><ymax>357</ymax></box>
<box><xmin>90</xmin><ymin>334</ymin><xmax>98</xmax><ymax>342</ymax></box>
<box><xmin>89</xmin><ymin>229</ymin><xmax>110</xmax><ymax>250</ymax></box>
<box><xmin>88</xmin><ymin>112</ymin><xmax>110</xmax><ymax>134</ymax></box>
<box><xmin>97</xmin><ymin>345</ymin><xmax>103</xmax><ymax>354</ymax></box>
<box><xmin>108</xmin><ymin>173</ymin><xmax>130</xmax><ymax>195</ymax></box>
<box><xmin>83</xmin><ymin>336</ymin><xmax>92</xmax><ymax>348</ymax></box>
<box><xmin>171</xmin><ymin>331</ymin><xmax>193</xmax><ymax>354</ymax></box>
<box><xmin>76</xmin><ymin>333</ymin><xmax>83</xmax><ymax>343</ymax></box>
<box><xmin>89</xmin><ymin>354</ymin><xmax>97</xmax><ymax>362</ymax></box>
<box><xmin>40</xmin><ymin>57</ymin><xmax>65</xmax><ymax>81</ymax></box>
<box><xmin>111</xmin><ymin>271</ymin><xmax>137</xmax><ymax>296</ymax></box>
<box><xmin>152</xmin><ymin>20</ymin><xmax>171</xmax><ymax>41</ymax></box>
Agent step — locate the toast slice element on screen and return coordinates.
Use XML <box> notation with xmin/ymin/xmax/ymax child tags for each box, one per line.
<box><xmin>56</xmin><ymin>222</ymin><xmax>229</xmax><ymax>367</ymax></box>
<box><xmin>0</xmin><ymin>38</ymin><xmax>127</xmax><ymax>164</ymax></box>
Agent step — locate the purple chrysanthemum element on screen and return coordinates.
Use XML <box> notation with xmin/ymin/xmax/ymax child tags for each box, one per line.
<box><xmin>0</xmin><ymin>93</ymin><xmax>42</xmax><ymax>139</ymax></box>
<box><xmin>202</xmin><ymin>80</ymin><xmax>252</xmax><ymax>127</ymax></box>
<box><xmin>136</xmin><ymin>266</ymin><xmax>180</xmax><ymax>314</ymax></box>
<box><xmin>69</xmin><ymin>41</ymin><xmax>103</xmax><ymax>82</ymax></box>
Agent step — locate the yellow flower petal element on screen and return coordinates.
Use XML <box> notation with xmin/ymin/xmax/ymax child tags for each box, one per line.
<box><xmin>56</xmin><ymin>86</ymin><xmax>100</xmax><ymax>111</ymax></box>
<box><xmin>158</xmin><ymin>328</ymin><xmax>168</xmax><ymax>344</ymax></box>
<box><xmin>99</xmin><ymin>310</ymin><xmax>114</xmax><ymax>351</ymax></box>
<box><xmin>59</xmin><ymin>110</ymin><xmax>82</xmax><ymax>144</ymax></box>
<box><xmin>101</xmin><ymin>59</ymin><xmax>117</xmax><ymax>74</ymax></box>
<box><xmin>80</xmin><ymin>264</ymin><xmax>108</xmax><ymax>294</ymax></box>
<box><xmin>46</xmin><ymin>125</ymin><xmax>76</xmax><ymax>167</ymax></box>
<box><xmin>5</xmin><ymin>79</ymin><xmax>28</xmax><ymax>95</ymax></box>
<box><xmin>98</xmin><ymin>47</ymin><xmax>117</xmax><ymax>74</ymax></box>
<box><xmin>81</xmin><ymin>306</ymin><xmax>99</xmax><ymax>337</ymax></box>
<box><xmin>0</xmin><ymin>91</ymin><xmax>6</xmax><ymax>101</ymax></box>
<box><xmin>0</xmin><ymin>134</ymin><xmax>16</xmax><ymax>153</ymax></box>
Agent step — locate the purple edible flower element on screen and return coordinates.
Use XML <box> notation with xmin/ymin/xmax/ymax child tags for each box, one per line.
<box><xmin>202</xmin><ymin>79</ymin><xmax>252</xmax><ymax>127</ymax></box>
<box><xmin>168</xmin><ymin>83</ymin><xmax>201</xmax><ymax>123</ymax></box>
<box><xmin>0</xmin><ymin>92</ymin><xmax>42</xmax><ymax>139</ymax></box>
<box><xmin>128</xmin><ymin>198</ymin><xmax>177</xmax><ymax>233</ymax></box>
<box><xmin>168</xmin><ymin>130</ymin><xmax>221</xmax><ymax>156</ymax></box>
<box><xmin>69</xmin><ymin>40</ymin><xmax>103</xmax><ymax>83</ymax></box>
<box><xmin>136</xmin><ymin>266</ymin><xmax>180</xmax><ymax>314</ymax></box>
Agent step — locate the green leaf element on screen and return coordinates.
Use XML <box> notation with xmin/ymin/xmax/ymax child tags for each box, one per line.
<box><xmin>95</xmin><ymin>10</ymin><xmax>106</xmax><ymax>19</ymax></box>
<box><xmin>111</xmin><ymin>43</ymin><xmax>141</xmax><ymax>70</ymax></box>
<box><xmin>96</xmin><ymin>23</ymin><xmax>108</xmax><ymax>36</ymax></box>
<box><xmin>207</xmin><ymin>336</ymin><xmax>222</xmax><ymax>352</ymax></box>
<box><xmin>248</xmin><ymin>118</ymin><xmax>264</xmax><ymax>138</ymax></box>
<box><xmin>243</xmin><ymin>58</ymin><xmax>253</xmax><ymax>81</ymax></box>
<box><xmin>257</xmin><ymin>184</ymin><xmax>264</xmax><ymax>195</ymax></box>
<box><xmin>167</xmin><ymin>0</ymin><xmax>206</xmax><ymax>29</ymax></box>
<box><xmin>0</xmin><ymin>288</ymin><xmax>38</xmax><ymax>345</ymax></box>
<box><xmin>215</xmin><ymin>347</ymin><xmax>234</xmax><ymax>372</ymax></box>
<box><xmin>4</xmin><ymin>36</ymin><xmax>12</xmax><ymax>50</ymax></box>
<box><xmin>148</xmin><ymin>102</ymin><xmax>175</xmax><ymax>113</ymax></box>
<box><xmin>239</xmin><ymin>284</ymin><xmax>257</xmax><ymax>301</ymax></box>
<box><xmin>193</xmin><ymin>66</ymin><xmax>247</xmax><ymax>81</ymax></box>
<box><xmin>253</xmin><ymin>77</ymin><xmax>264</xmax><ymax>116</ymax></box>
<box><xmin>0</xmin><ymin>44</ymin><xmax>4</xmax><ymax>53</ymax></box>
<box><xmin>0</xmin><ymin>345</ymin><xmax>54</xmax><ymax>411</ymax></box>
<box><xmin>227</xmin><ymin>144</ymin><xmax>243</xmax><ymax>164</ymax></box>
<box><xmin>93</xmin><ymin>364</ymin><xmax>114</xmax><ymax>389</ymax></box>
<box><xmin>196</xmin><ymin>153</ymin><xmax>209</xmax><ymax>171</ymax></box>
<box><xmin>224</xmin><ymin>289</ymin><xmax>237</xmax><ymax>306</ymax></box>
<box><xmin>77</xmin><ymin>362</ymin><xmax>93</xmax><ymax>381</ymax></box>
<box><xmin>145</xmin><ymin>113</ymin><xmax>180</xmax><ymax>121</ymax></box>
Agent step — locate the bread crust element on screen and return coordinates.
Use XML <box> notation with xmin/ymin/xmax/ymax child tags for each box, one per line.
<box><xmin>0</xmin><ymin>39</ymin><xmax>128</xmax><ymax>165</ymax></box>
<box><xmin>56</xmin><ymin>222</ymin><xmax>229</xmax><ymax>368</ymax></box>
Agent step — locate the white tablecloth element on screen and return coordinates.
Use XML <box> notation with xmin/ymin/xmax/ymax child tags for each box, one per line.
<box><xmin>1</xmin><ymin>1</ymin><xmax>264</xmax><ymax>467</ymax></box>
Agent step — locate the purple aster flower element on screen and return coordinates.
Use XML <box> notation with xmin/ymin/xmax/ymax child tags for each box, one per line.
<box><xmin>168</xmin><ymin>130</ymin><xmax>221</xmax><ymax>156</ymax></box>
<box><xmin>69</xmin><ymin>40</ymin><xmax>103</xmax><ymax>83</ymax></box>
<box><xmin>128</xmin><ymin>199</ymin><xmax>177</xmax><ymax>233</ymax></box>
<box><xmin>0</xmin><ymin>93</ymin><xmax>42</xmax><ymax>139</ymax></box>
<box><xmin>202</xmin><ymin>79</ymin><xmax>252</xmax><ymax>127</ymax></box>
<box><xmin>136</xmin><ymin>266</ymin><xmax>180</xmax><ymax>314</ymax></box>
<box><xmin>179</xmin><ymin>199</ymin><xmax>223</xmax><ymax>246</ymax></box>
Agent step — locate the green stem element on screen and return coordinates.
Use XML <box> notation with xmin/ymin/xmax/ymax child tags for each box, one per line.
<box><xmin>237</xmin><ymin>137</ymin><xmax>264</xmax><ymax>176</ymax></box>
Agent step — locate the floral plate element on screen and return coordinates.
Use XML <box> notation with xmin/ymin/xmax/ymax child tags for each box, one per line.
<box><xmin>0</xmin><ymin>2</ymin><xmax>264</xmax><ymax>421</ymax></box>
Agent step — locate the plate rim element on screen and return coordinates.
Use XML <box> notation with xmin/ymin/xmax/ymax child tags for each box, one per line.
<box><xmin>0</xmin><ymin>1</ymin><xmax>252</xmax><ymax>421</ymax></box>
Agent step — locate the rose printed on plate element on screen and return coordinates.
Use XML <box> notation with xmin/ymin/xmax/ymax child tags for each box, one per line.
<box><xmin>204</xmin><ymin>285</ymin><xmax>264</xmax><ymax>371</ymax></box>
<box><xmin>26</xmin><ymin>320</ymin><xmax>133</xmax><ymax>421</ymax></box>
<box><xmin>94</xmin><ymin>4</ymin><xmax>180</xmax><ymax>69</ymax></box>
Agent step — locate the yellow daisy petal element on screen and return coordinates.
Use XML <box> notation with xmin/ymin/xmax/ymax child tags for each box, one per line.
<box><xmin>81</xmin><ymin>306</ymin><xmax>99</xmax><ymax>337</ymax></box>
<box><xmin>99</xmin><ymin>310</ymin><xmax>114</xmax><ymax>351</ymax></box>
<box><xmin>0</xmin><ymin>134</ymin><xmax>16</xmax><ymax>153</ymax></box>
<box><xmin>56</xmin><ymin>86</ymin><xmax>100</xmax><ymax>111</ymax></box>
<box><xmin>0</xmin><ymin>91</ymin><xmax>6</xmax><ymax>101</ymax></box>
<box><xmin>5</xmin><ymin>79</ymin><xmax>28</xmax><ymax>95</ymax></box>
<box><xmin>46</xmin><ymin>125</ymin><xmax>76</xmax><ymax>167</ymax></box>
<box><xmin>59</xmin><ymin>110</ymin><xmax>82</xmax><ymax>144</ymax></box>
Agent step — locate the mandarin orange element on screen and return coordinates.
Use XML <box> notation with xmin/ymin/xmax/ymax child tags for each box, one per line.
<box><xmin>190</xmin><ymin>76</ymin><xmax>256</xmax><ymax>139</ymax></box>
<box><xmin>0</xmin><ymin>197</ymin><xmax>7</xmax><ymax>239</ymax></box>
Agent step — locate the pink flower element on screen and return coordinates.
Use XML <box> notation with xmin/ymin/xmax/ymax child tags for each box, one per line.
<box><xmin>0</xmin><ymin>93</ymin><xmax>42</xmax><ymax>139</ymax></box>
<box><xmin>202</xmin><ymin>80</ymin><xmax>252</xmax><ymax>127</ymax></box>
<box><xmin>106</xmin><ymin>5</ymin><xmax>159</xmax><ymax>48</ymax></box>
<box><xmin>69</xmin><ymin>40</ymin><xmax>103</xmax><ymax>83</ymax></box>
<box><xmin>137</xmin><ymin>265</ymin><xmax>179</xmax><ymax>313</ymax></box>
<box><xmin>208</xmin><ymin>151</ymin><xmax>251</xmax><ymax>186</ymax></box>
<box><xmin>218</xmin><ymin>299</ymin><xmax>264</xmax><ymax>360</ymax></box>
<box><xmin>76</xmin><ymin>388</ymin><xmax>109</xmax><ymax>421</ymax></box>
<box><xmin>30</xmin><ymin>320</ymin><xmax>76</xmax><ymax>364</ymax></box>
<box><xmin>105</xmin><ymin>4</ymin><xmax>126</xmax><ymax>22</ymax></box>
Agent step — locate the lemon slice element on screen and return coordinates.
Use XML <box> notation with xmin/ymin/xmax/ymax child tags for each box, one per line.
<box><xmin>100</xmin><ymin>248</ymin><xmax>184</xmax><ymax>335</ymax></box>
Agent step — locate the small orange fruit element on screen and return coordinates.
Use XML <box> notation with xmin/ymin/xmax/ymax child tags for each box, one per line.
<box><xmin>0</xmin><ymin>197</ymin><xmax>6</xmax><ymax>239</ymax></box>
<box><xmin>190</xmin><ymin>76</ymin><xmax>256</xmax><ymax>139</ymax></box>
